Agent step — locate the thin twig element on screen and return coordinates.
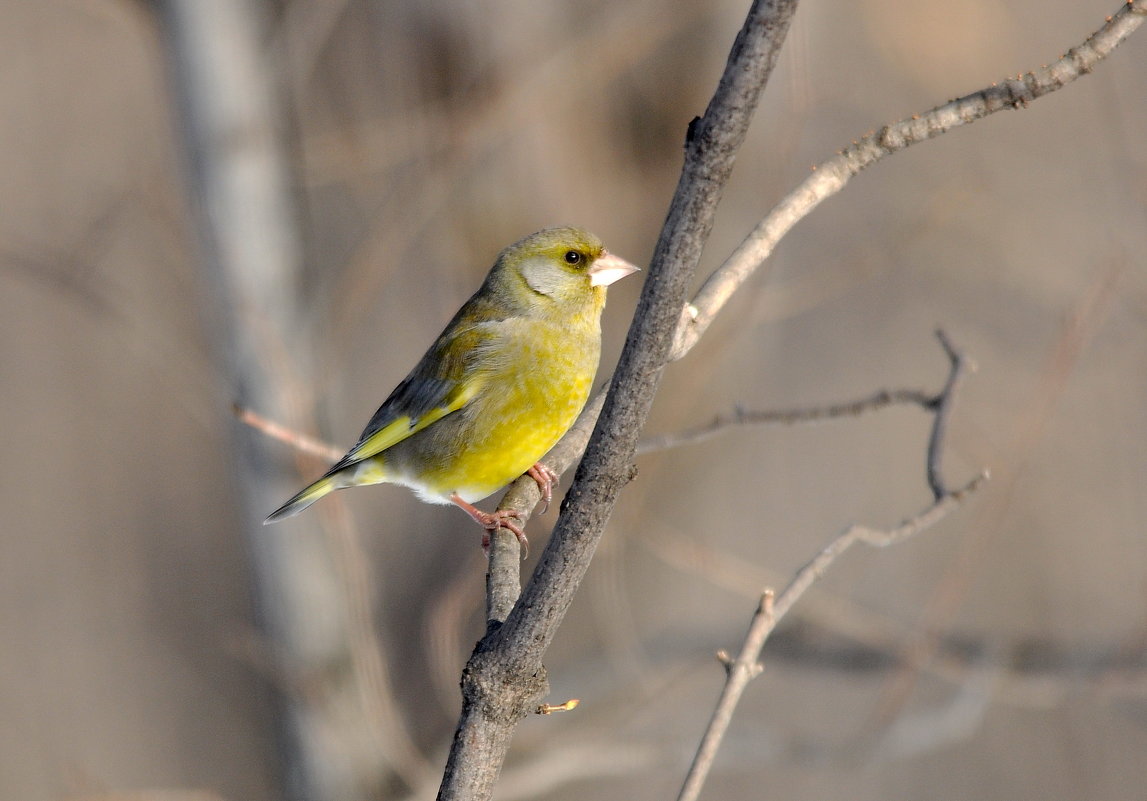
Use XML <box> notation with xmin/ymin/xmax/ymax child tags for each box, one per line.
<box><xmin>636</xmin><ymin>388</ymin><xmax>937</xmax><ymax>455</ymax></box>
<box><xmin>233</xmin><ymin>403</ymin><xmax>344</xmax><ymax>462</ymax></box>
<box><xmin>677</xmin><ymin>590</ymin><xmax>774</xmax><ymax>801</ymax></box>
<box><xmin>926</xmin><ymin>330</ymin><xmax>972</xmax><ymax>499</ymax></box>
<box><xmin>864</xmin><ymin>260</ymin><xmax>1125</xmax><ymax>739</ymax></box>
<box><xmin>771</xmin><ymin>474</ymin><xmax>988</xmax><ymax>625</ymax></box>
<box><xmin>676</xmin><ymin>331</ymin><xmax>988</xmax><ymax>801</ymax></box>
<box><xmin>669</xmin><ymin>0</ymin><xmax>1147</xmax><ymax>361</ymax></box>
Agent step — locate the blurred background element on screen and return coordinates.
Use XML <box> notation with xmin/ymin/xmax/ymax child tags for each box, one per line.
<box><xmin>3</xmin><ymin>0</ymin><xmax>1146</xmax><ymax>799</ymax></box>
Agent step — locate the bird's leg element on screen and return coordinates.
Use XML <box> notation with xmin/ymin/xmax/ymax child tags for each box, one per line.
<box><xmin>449</xmin><ymin>493</ymin><xmax>529</xmax><ymax>556</ymax></box>
<box><xmin>527</xmin><ymin>462</ymin><xmax>559</xmax><ymax>513</ymax></box>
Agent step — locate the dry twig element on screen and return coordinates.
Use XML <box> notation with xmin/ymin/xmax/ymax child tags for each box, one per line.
<box><xmin>233</xmin><ymin>403</ymin><xmax>343</xmax><ymax>462</ymax></box>
<box><xmin>669</xmin><ymin>0</ymin><xmax>1147</xmax><ymax>361</ymax></box>
<box><xmin>676</xmin><ymin>331</ymin><xmax>987</xmax><ymax>801</ymax></box>
<box><xmin>636</xmin><ymin>388</ymin><xmax>938</xmax><ymax>455</ymax></box>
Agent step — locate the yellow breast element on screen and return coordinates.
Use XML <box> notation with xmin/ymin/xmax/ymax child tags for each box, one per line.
<box><xmin>388</xmin><ymin>317</ymin><xmax>600</xmax><ymax>503</ymax></box>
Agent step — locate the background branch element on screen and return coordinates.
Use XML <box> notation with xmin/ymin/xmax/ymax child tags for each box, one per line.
<box><xmin>677</xmin><ymin>332</ymin><xmax>986</xmax><ymax>801</ymax></box>
<box><xmin>162</xmin><ymin>2</ymin><xmax>432</xmax><ymax>798</ymax></box>
<box><xmin>635</xmin><ymin>388</ymin><xmax>937</xmax><ymax>455</ymax></box>
<box><xmin>234</xmin><ymin>404</ymin><xmax>344</xmax><ymax>462</ymax></box>
<box><xmin>670</xmin><ymin>0</ymin><xmax>1147</xmax><ymax>360</ymax></box>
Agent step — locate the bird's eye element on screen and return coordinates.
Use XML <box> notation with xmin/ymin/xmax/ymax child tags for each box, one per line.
<box><xmin>563</xmin><ymin>250</ymin><xmax>582</xmax><ymax>265</ymax></box>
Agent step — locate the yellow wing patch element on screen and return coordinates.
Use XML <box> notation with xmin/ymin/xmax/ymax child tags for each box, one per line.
<box><xmin>344</xmin><ymin>379</ymin><xmax>481</xmax><ymax>463</ymax></box>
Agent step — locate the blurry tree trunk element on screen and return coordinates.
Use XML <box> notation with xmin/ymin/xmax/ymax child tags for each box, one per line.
<box><xmin>160</xmin><ymin>2</ymin><xmax>359</xmax><ymax>799</ymax></box>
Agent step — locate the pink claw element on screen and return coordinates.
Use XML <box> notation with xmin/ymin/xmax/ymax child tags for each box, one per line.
<box><xmin>527</xmin><ymin>462</ymin><xmax>560</xmax><ymax>513</ymax></box>
<box><xmin>450</xmin><ymin>493</ymin><xmax>530</xmax><ymax>557</ymax></box>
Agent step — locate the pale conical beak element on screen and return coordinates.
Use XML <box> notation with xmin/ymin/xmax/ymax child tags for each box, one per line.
<box><xmin>588</xmin><ymin>252</ymin><xmax>641</xmax><ymax>287</ymax></box>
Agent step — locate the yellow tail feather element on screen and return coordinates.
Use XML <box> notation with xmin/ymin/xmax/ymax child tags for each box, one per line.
<box><xmin>264</xmin><ymin>475</ymin><xmax>339</xmax><ymax>524</ymax></box>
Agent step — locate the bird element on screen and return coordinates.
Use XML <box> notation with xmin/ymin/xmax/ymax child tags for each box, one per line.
<box><xmin>265</xmin><ymin>226</ymin><xmax>639</xmax><ymax>551</ymax></box>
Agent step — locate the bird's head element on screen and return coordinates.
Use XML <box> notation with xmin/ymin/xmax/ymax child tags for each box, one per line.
<box><xmin>499</xmin><ymin>227</ymin><xmax>639</xmax><ymax>315</ymax></box>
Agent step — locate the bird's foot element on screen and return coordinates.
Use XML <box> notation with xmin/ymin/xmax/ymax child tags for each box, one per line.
<box><xmin>527</xmin><ymin>462</ymin><xmax>560</xmax><ymax>513</ymax></box>
<box><xmin>450</xmin><ymin>493</ymin><xmax>529</xmax><ymax>558</ymax></box>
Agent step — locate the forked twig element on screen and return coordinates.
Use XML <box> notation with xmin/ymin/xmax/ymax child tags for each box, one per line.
<box><xmin>676</xmin><ymin>331</ymin><xmax>987</xmax><ymax>801</ymax></box>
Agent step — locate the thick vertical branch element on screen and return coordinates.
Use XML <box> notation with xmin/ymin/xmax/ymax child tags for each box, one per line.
<box><xmin>436</xmin><ymin>2</ymin><xmax>802</xmax><ymax>799</ymax></box>
<box><xmin>496</xmin><ymin>0</ymin><xmax>801</xmax><ymax>675</ymax></box>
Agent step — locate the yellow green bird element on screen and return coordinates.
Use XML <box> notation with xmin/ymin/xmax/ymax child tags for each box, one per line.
<box><xmin>265</xmin><ymin>227</ymin><xmax>638</xmax><ymax>549</ymax></box>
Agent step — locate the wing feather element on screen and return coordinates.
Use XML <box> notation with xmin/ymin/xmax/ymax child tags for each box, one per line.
<box><xmin>333</xmin><ymin>321</ymin><xmax>494</xmax><ymax>468</ymax></box>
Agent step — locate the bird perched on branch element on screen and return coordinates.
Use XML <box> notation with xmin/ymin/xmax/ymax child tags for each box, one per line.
<box><xmin>265</xmin><ymin>227</ymin><xmax>638</xmax><ymax>551</ymax></box>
